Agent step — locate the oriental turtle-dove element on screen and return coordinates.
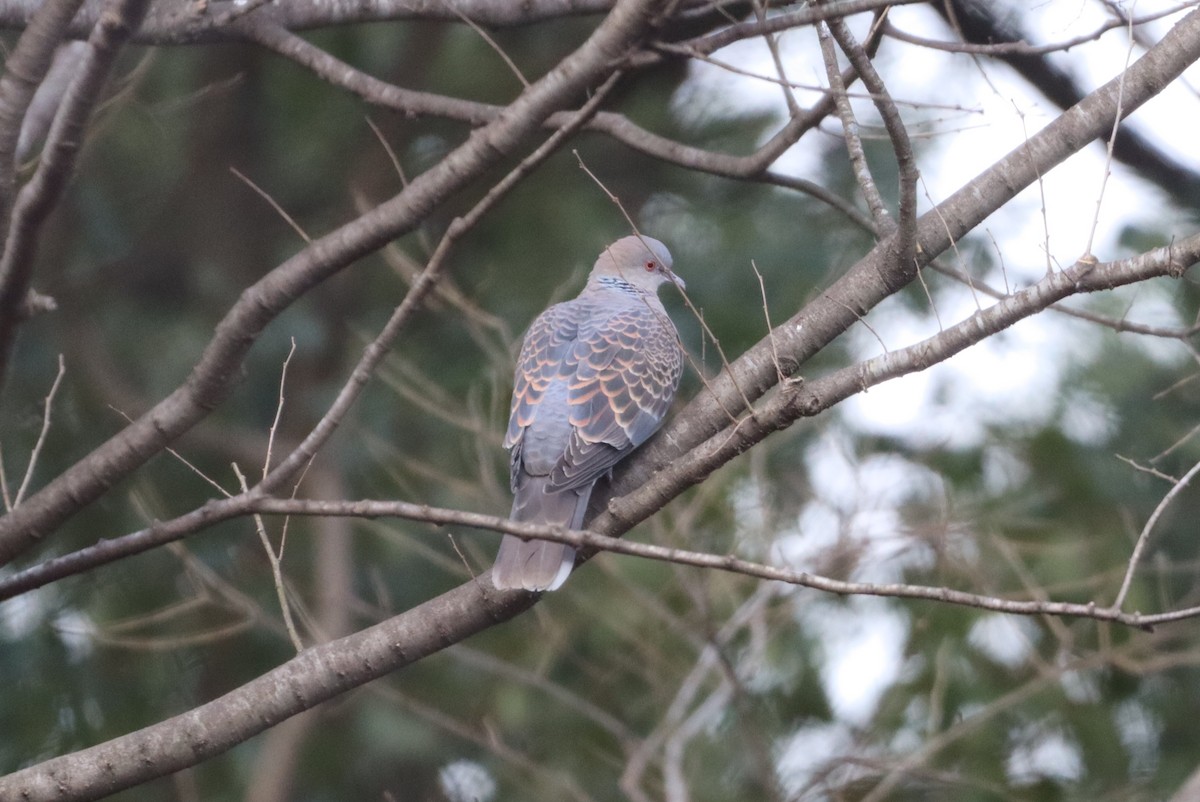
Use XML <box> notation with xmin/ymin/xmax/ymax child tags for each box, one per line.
<box><xmin>492</xmin><ymin>235</ymin><xmax>685</xmax><ymax>591</ymax></box>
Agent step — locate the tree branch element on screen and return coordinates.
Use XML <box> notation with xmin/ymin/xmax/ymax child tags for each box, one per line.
<box><xmin>0</xmin><ymin>0</ymin><xmax>622</xmax><ymax>43</ymax></box>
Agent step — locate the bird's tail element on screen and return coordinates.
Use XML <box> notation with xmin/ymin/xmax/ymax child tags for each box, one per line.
<box><xmin>492</xmin><ymin>476</ymin><xmax>588</xmax><ymax>591</ymax></box>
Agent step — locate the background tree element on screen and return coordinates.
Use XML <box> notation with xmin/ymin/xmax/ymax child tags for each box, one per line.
<box><xmin>2</xmin><ymin>0</ymin><xmax>1200</xmax><ymax>800</ymax></box>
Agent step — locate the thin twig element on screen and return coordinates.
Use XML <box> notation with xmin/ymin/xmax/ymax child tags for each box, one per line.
<box><xmin>750</xmin><ymin>260</ymin><xmax>785</xmax><ymax>385</ymax></box>
<box><xmin>0</xmin><ymin>441</ymin><xmax>10</xmax><ymax>511</ymax></box>
<box><xmin>229</xmin><ymin>167</ymin><xmax>312</xmax><ymax>243</ymax></box>
<box><xmin>753</xmin><ymin>0</ymin><xmax>799</xmax><ymax>116</ymax></box>
<box><xmin>235</xmin><ymin>463</ymin><xmax>304</xmax><ymax>652</ymax></box>
<box><xmin>13</xmin><ymin>354</ymin><xmax>65</xmax><ymax>507</ymax></box>
<box><xmin>452</xmin><ymin>6</ymin><xmax>530</xmax><ymax>87</ymax></box>
<box><xmin>108</xmin><ymin>405</ymin><xmax>234</xmax><ymax>497</ymax></box>
<box><xmin>1083</xmin><ymin>10</ymin><xmax>1137</xmax><ymax>258</ymax></box>
<box><xmin>247</xmin><ymin>335</ymin><xmax>303</xmax><ymax>651</ymax></box>
<box><xmin>1113</xmin><ymin>457</ymin><xmax>1200</xmax><ymax>610</ymax></box>
<box><xmin>263</xmin><ymin>337</ymin><xmax>297</xmax><ymax>478</ymax></box>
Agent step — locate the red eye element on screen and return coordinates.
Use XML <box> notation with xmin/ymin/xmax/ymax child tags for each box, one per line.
<box><xmin>644</xmin><ymin>261</ymin><xmax>657</xmax><ymax>272</ymax></box>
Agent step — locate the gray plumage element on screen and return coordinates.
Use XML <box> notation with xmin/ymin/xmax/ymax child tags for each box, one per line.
<box><xmin>492</xmin><ymin>235</ymin><xmax>685</xmax><ymax>591</ymax></box>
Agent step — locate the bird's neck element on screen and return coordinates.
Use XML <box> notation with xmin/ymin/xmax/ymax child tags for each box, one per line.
<box><xmin>590</xmin><ymin>275</ymin><xmax>651</xmax><ymax>296</ymax></box>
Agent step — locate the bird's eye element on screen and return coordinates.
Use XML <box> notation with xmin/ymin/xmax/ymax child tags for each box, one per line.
<box><xmin>644</xmin><ymin>261</ymin><xmax>657</xmax><ymax>272</ymax></box>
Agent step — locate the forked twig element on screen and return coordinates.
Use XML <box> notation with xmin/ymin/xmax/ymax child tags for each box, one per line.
<box><xmin>817</xmin><ymin>20</ymin><xmax>893</xmax><ymax>235</ymax></box>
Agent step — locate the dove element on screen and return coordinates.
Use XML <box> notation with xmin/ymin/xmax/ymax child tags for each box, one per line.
<box><xmin>492</xmin><ymin>235</ymin><xmax>685</xmax><ymax>591</ymax></box>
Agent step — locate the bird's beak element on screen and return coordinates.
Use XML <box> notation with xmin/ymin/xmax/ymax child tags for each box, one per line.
<box><xmin>668</xmin><ymin>271</ymin><xmax>686</xmax><ymax>291</ymax></box>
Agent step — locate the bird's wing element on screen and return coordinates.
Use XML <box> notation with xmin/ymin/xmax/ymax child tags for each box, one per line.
<box><xmin>550</xmin><ymin>303</ymin><xmax>683</xmax><ymax>491</ymax></box>
<box><xmin>505</xmin><ymin>301</ymin><xmax>583</xmax><ymax>453</ymax></box>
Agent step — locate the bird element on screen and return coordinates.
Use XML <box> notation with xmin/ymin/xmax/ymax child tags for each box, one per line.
<box><xmin>492</xmin><ymin>235</ymin><xmax>686</xmax><ymax>591</ymax></box>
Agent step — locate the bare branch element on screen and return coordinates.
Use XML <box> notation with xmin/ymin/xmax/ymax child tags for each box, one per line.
<box><xmin>12</xmin><ymin>352</ymin><xmax>64</xmax><ymax>507</ymax></box>
<box><xmin>881</xmin><ymin>2</ymin><xmax>1197</xmax><ymax>57</ymax></box>
<box><xmin>1114</xmin><ymin>457</ymin><xmax>1200</xmax><ymax>610</ymax></box>
<box><xmin>127</xmin><ymin>494</ymin><xmax>1200</xmax><ymax>628</ymax></box>
<box><xmin>241</xmin><ymin>10</ymin><xmax>877</xmax><ymax>198</ymax></box>
<box><xmin>0</xmin><ymin>0</ymin><xmax>631</xmax><ymax>44</ymax></box>
<box><xmin>673</xmin><ymin>0</ymin><xmax>927</xmax><ymax>57</ymax></box>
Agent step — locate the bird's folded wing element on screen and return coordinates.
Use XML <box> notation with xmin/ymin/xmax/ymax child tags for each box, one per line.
<box><xmin>505</xmin><ymin>301</ymin><xmax>583</xmax><ymax>451</ymax></box>
<box><xmin>552</xmin><ymin>306</ymin><xmax>682</xmax><ymax>491</ymax></box>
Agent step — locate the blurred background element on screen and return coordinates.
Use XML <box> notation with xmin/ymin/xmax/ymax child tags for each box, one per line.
<box><xmin>3</xmin><ymin>1</ymin><xmax>1200</xmax><ymax>800</ymax></box>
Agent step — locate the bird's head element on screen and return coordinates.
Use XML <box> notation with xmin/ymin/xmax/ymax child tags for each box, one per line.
<box><xmin>590</xmin><ymin>235</ymin><xmax>686</xmax><ymax>293</ymax></box>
